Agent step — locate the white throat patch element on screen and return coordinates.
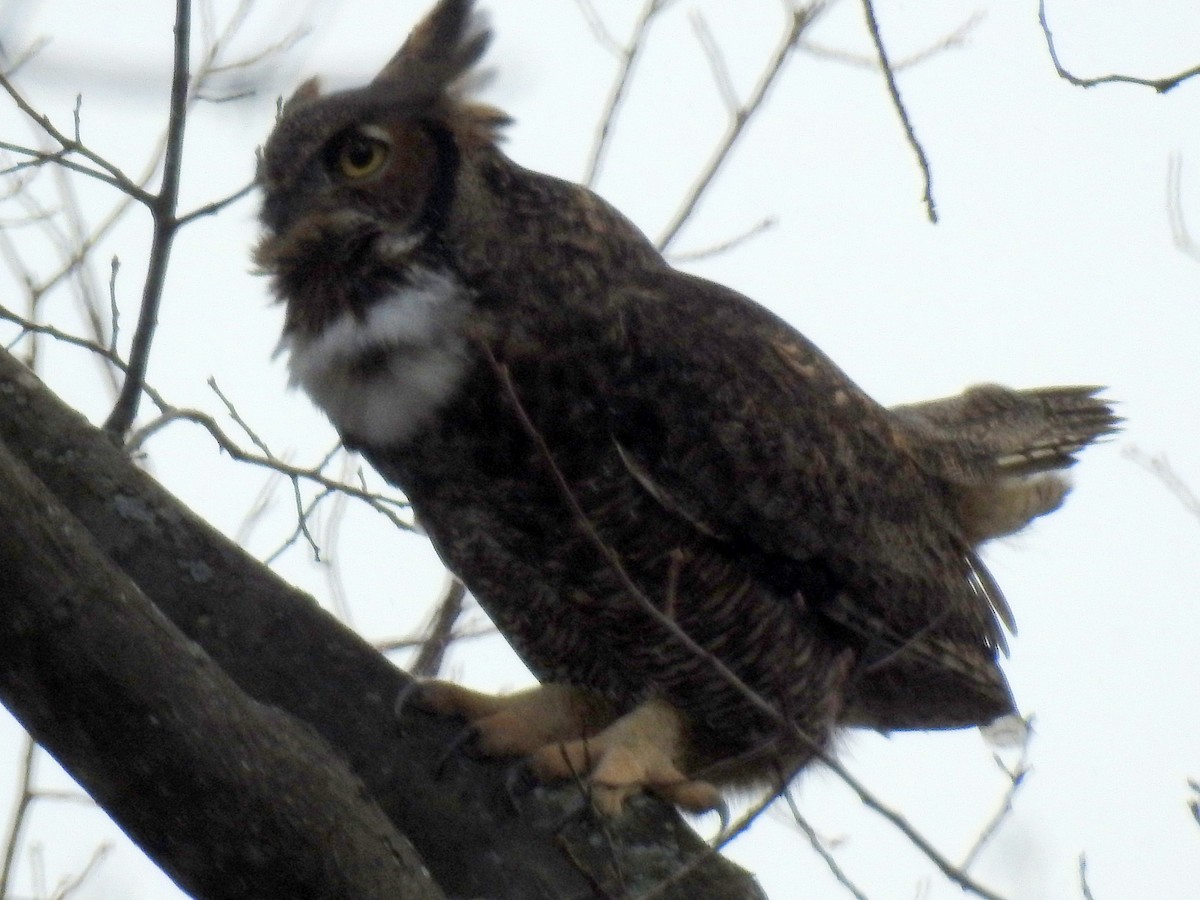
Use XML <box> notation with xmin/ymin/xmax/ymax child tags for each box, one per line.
<box><xmin>282</xmin><ymin>267</ymin><xmax>470</xmax><ymax>447</ymax></box>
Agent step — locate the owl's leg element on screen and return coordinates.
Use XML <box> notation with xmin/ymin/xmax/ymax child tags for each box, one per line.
<box><xmin>411</xmin><ymin>680</ymin><xmax>618</xmax><ymax>755</ymax></box>
<box><xmin>528</xmin><ymin>698</ymin><xmax>722</xmax><ymax>816</ymax></box>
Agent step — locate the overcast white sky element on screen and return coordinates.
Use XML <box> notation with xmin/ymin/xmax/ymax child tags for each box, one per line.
<box><xmin>1</xmin><ymin>1</ymin><xmax>1198</xmax><ymax>898</ymax></box>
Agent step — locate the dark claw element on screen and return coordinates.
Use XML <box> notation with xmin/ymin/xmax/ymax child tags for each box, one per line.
<box><xmin>502</xmin><ymin>761</ymin><xmax>538</xmax><ymax>813</ymax></box>
<box><xmin>433</xmin><ymin>723</ymin><xmax>479</xmax><ymax>778</ymax></box>
<box><xmin>393</xmin><ymin>679</ymin><xmax>426</xmax><ymax>732</ymax></box>
<box><xmin>711</xmin><ymin>798</ymin><xmax>731</xmax><ymax>837</ymax></box>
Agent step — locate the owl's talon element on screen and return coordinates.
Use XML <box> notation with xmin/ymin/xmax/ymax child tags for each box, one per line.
<box><xmin>528</xmin><ymin>698</ymin><xmax>722</xmax><ymax>816</ymax></box>
<box><xmin>701</xmin><ymin>798</ymin><xmax>732</xmax><ymax>837</ymax></box>
<box><xmin>393</xmin><ymin>679</ymin><xmax>426</xmax><ymax>729</ymax></box>
<box><xmin>502</xmin><ymin>761</ymin><xmax>537</xmax><ymax>810</ymax></box>
<box><xmin>433</xmin><ymin>723</ymin><xmax>481</xmax><ymax>778</ymax></box>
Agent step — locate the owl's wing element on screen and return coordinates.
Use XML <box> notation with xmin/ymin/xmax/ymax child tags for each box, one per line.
<box><xmin>601</xmin><ymin>268</ymin><xmax>1015</xmax><ymax>727</ymax></box>
<box><xmin>606</xmin><ymin>267</ymin><xmax>946</xmax><ymax>572</ymax></box>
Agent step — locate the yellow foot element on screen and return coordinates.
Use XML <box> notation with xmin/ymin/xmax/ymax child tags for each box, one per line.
<box><xmin>411</xmin><ymin>680</ymin><xmax>618</xmax><ymax>756</ymax></box>
<box><xmin>529</xmin><ymin>698</ymin><xmax>723</xmax><ymax>816</ymax></box>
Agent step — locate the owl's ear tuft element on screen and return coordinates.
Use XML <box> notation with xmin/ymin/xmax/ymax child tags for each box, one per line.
<box><xmin>375</xmin><ymin>0</ymin><xmax>490</xmax><ymax>92</ymax></box>
<box><xmin>373</xmin><ymin>0</ymin><xmax>508</xmax><ymax>148</ymax></box>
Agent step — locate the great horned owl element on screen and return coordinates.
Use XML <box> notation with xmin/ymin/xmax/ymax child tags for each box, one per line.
<box><xmin>255</xmin><ymin>0</ymin><xmax>1116</xmax><ymax>813</ymax></box>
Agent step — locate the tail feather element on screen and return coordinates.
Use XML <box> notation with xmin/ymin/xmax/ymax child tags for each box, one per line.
<box><xmin>891</xmin><ymin>384</ymin><xmax>1119</xmax><ymax>543</ymax></box>
<box><xmin>893</xmin><ymin>384</ymin><xmax>1120</xmax><ymax>482</ymax></box>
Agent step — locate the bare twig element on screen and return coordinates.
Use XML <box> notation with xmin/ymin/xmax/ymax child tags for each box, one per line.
<box><xmin>0</xmin><ymin>735</ymin><xmax>36</xmax><ymax>897</ymax></box>
<box><xmin>860</xmin><ymin>0</ymin><xmax>937</xmax><ymax>223</ymax></box>
<box><xmin>320</xmin><ymin>454</ymin><xmax>357</xmax><ymax>623</ymax></box>
<box><xmin>104</xmin><ymin>0</ymin><xmax>192</xmax><ymax>436</ymax></box>
<box><xmin>13</xmin><ymin>300</ymin><xmax>398</xmax><ymax>547</ymax></box>
<box><xmin>126</xmin><ymin>406</ymin><xmax>414</xmax><ymax>533</ymax></box>
<box><xmin>579</xmin><ymin>0</ymin><xmax>673</xmax><ymax>188</ymax></box>
<box><xmin>667</xmin><ymin>216</ymin><xmax>776</xmax><ymax>264</ymax></box>
<box><xmin>0</xmin><ymin>736</ymin><xmax>99</xmax><ymax>899</ymax></box>
<box><xmin>234</xmin><ymin>468</ymin><xmax>286</xmax><ymax>547</ymax></box>
<box><xmin>0</xmin><ymin>302</ymin><xmax>140</xmax><ymax>385</ymax></box>
<box><xmin>208</xmin><ymin>377</ymin><xmax>274</xmax><ymax>458</ymax></box>
<box><xmin>1167</xmin><ymin>155</ymin><xmax>1200</xmax><ymax>262</ymax></box>
<box><xmin>799</xmin><ymin>13</ymin><xmax>982</xmax><ymax>72</ymax></box>
<box><xmin>175</xmin><ymin>179</ymin><xmax>256</xmax><ymax>226</ymax></box>
<box><xmin>961</xmin><ymin>731</ymin><xmax>1033</xmax><ymax>871</ymax></box>
<box><xmin>0</xmin><ymin>116</ymin><xmax>150</xmax><ymax>200</ymax></box>
<box><xmin>410</xmin><ymin>577</ymin><xmax>468</xmax><ymax>678</ymax></box>
<box><xmin>784</xmin><ymin>789</ymin><xmax>872</xmax><ymax>900</ymax></box>
<box><xmin>1125</xmin><ymin>447</ymin><xmax>1200</xmax><ymax>522</ymax></box>
<box><xmin>691</xmin><ymin>11</ymin><xmax>738</xmax><ymax>114</ymax></box>
<box><xmin>107</xmin><ymin>255</ymin><xmax>121</xmax><ymax>352</ymax></box>
<box><xmin>1078</xmin><ymin>854</ymin><xmax>1096</xmax><ymax>900</ymax></box>
<box><xmin>1039</xmin><ymin>0</ymin><xmax>1200</xmax><ymax>94</ymax></box>
<box><xmin>657</xmin><ymin>4</ymin><xmax>820</xmax><ymax>251</ymax></box>
<box><xmin>50</xmin><ymin>162</ymin><xmax>122</xmax><ymax>395</ymax></box>
<box><xmin>50</xmin><ymin>843</ymin><xmax>112</xmax><ymax>900</ymax></box>
<box><xmin>375</xmin><ymin>625</ymin><xmax>495</xmax><ymax>656</ymax></box>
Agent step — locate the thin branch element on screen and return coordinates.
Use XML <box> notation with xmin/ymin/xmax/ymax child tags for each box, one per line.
<box><xmin>0</xmin><ymin>735</ymin><xmax>36</xmax><ymax>897</ymax></box>
<box><xmin>50</xmin><ymin>843</ymin><xmax>112</xmax><ymax>900</ymax></box>
<box><xmin>784</xmin><ymin>788</ymin><xmax>872</xmax><ymax>900</ymax></box>
<box><xmin>0</xmin><ymin>303</ymin><xmax>139</xmax><ymax>384</ymax></box>
<box><xmin>127</xmin><ymin>406</ymin><xmax>415</xmax><ymax>533</ymax></box>
<box><xmin>1167</xmin><ymin>154</ymin><xmax>1200</xmax><ymax>262</ymax></box>
<box><xmin>485</xmin><ymin>347</ymin><xmax>1006</xmax><ymax>900</ymax></box>
<box><xmin>207</xmin><ymin>377</ymin><xmax>274</xmax><ymax>458</ymax></box>
<box><xmin>320</xmin><ymin>454</ymin><xmax>357</xmax><ymax>623</ymax></box>
<box><xmin>1078</xmin><ymin>854</ymin><xmax>1096</xmax><ymax>900</ymax></box>
<box><xmin>104</xmin><ymin>0</ymin><xmax>192</xmax><ymax>436</ymax></box>
<box><xmin>0</xmin><ymin>36</ymin><xmax>51</xmax><ymax>79</ymax></box>
<box><xmin>0</xmin><ymin>307</ymin><xmax>409</xmax><ymax>548</ymax></box>
<box><xmin>572</xmin><ymin>0</ymin><xmax>625</xmax><ymax>57</ymax></box>
<box><xmin>51</xmin><ymin>162</ymin><xmax>121</xmax><ymax>396</ymax></box>
<box><xmin>960</xmin><ymin>729</ymin><xmax>1033</xmax><ymax>871</ymax></box>
<box><xmin>798</xmin><ymin>13</ymin><xmax>983</xmax><ymax>72</ymax></box>
<box><xmin>1039</xmin><ymin>0</ymin><xmax>1200</xmax><ymax>94</ymax></box>
<box><xmin>107</xmin><ymin>255</ymin><xmax>121</xmax><ymax>353</ymax></box>
<box><xmin>0</xmin><ymin>141</ymin><xmax>147</xmax><ymax>195</ymax></box>
<box><xmin>410</xmin><ymin>577</ymin><xmax>468</xmax><ymax>678</ymax></box>
<box><xmin>860</xmin><ymin>0</ymin><xmax>937</xmax><ymax>223</ymax></box>
<box><xmin>691</xmin><ymin>11</ymin><xmax>738</xmax><ymax>114</ymax></box>
<box><xmin>0</xmin><ymin>83</ymin><xmax>151</xmax><ymax>201</ymax></box>
<box><xmin>375</xmin><ymin>625</ymin><xmax>495</xmax><ymax>656</ymax></box>
<box><xmin>175</xmin><ymin>179</ymin><xmax>256</xmax><ymax>226</ymax></box>
<box><xmin>579</xmin><ymin>0</ymin><xmax>672</xmax><ymax>188</ymax></box>
<box><xmin>667</xmin><ymin>216</ymin><xmax>776</xmax><ymax>264</ymax></box>
<box><xmin>657</xmin><ymin>4</ymin><xmax>821</xmax><ymax>251</ymax></box>
<box><xmin>1125</xmin><ymin>447</ymin><xmax>1200</xmax><ymax>522</ymax></box>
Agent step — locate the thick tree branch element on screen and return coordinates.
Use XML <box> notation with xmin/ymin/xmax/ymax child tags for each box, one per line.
<box><xmin>0</xmin><ymin>347</ymin><xmax>766</xmax><ymax>900</ymax></box>
<box><xmin>0</xmin><ymin>435</ymin><xmax>443</xmax><ymax>899</ymax></box>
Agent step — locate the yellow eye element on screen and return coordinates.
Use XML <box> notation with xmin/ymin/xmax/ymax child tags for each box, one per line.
<box><xmin>334</xmin><ymin>130</ymin><xmax>390</xmax><ymax>180</ymax></box>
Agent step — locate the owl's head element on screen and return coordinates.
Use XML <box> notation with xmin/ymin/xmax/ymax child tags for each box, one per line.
<box><xmin>255</xmin><ymin>0</ymin><xmax>508</xmax><ymax>337</ymax></box>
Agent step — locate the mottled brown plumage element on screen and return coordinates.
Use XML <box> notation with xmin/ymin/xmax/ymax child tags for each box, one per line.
<box><xmin>255</xmin><ymin>0</ymin><xmax>1117</xmax><ymax>811</ymax></box>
